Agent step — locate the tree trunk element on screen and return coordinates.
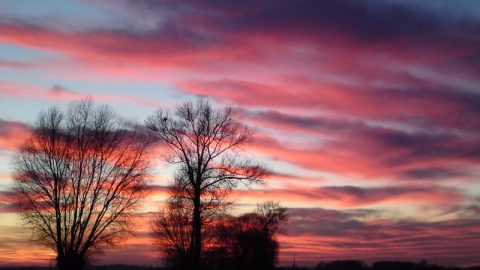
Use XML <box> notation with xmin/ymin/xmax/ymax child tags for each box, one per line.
<box><xmin>192</xmin><ymin>186</ymin><xmax>202</xmax><ymax>270</ymax></box>
<box><xmin>57</xmin><ymin>253</ymin><xmax>86</xmax><ymax>270</ymax></box>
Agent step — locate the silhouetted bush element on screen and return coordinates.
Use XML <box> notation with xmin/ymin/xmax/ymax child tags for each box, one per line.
<box><xmin>372</xmin><ymin>261</ymin><xmax>416</xmax><ymax>270</ymax></box>
<box><xmin>319</xmin><ymin>260</ymin><xmax>367</xmax><ymax>270</ymax></box>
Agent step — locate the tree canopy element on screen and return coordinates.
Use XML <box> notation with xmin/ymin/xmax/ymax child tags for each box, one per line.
<box><xmin>11</xmin><ymin>99</ymin><xmax>153</xmax><ymax>270</ymax></box>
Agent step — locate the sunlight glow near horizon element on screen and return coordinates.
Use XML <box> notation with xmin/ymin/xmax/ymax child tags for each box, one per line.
<box><xmin>1</xmin><ymin>0</ymin><xmax>479</xmax><ymax>267</ymax></box>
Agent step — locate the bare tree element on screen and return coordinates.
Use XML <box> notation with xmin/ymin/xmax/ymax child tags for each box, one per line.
<box><xmin>152</xmin><ymin>195</ymin><xmax>193</xmax><ymax>270</ymax></box>
<box><xmin>146</xmin><ymin>99</ymin><xmax>269</xmax><ymax>270</ymax></box>
<box><xmin>254</xmin><ymin>201</ymin><xmax>289</xmax><ymax>239</ymax></box>
<box><xmin>10</xmin><ymin>99</ymin><xmax>153</xmax><ymax>270</ymax></box>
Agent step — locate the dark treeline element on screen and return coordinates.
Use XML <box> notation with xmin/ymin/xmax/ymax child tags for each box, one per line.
<box><xmin>1</xmin><ymin>261</ymin><xmax>480</xmax><ymax>270</ymax></box>
<box><xmin>153</xmin><ymin>200</ymin><xmax>288</xmax><ymax>270</ymax></box>
<box><xmin>279</xmin><ymin>260</ymin><xmax>480</xmax><ymax>270</ymax></box>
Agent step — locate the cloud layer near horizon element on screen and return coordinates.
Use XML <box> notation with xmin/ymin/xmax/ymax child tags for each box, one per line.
<box><xmin>0</xmin><ymin>0</ymin><xmax>479</xmax><ymax>267</ymax></box>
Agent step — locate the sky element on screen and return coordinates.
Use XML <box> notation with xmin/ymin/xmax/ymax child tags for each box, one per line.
<box><xmin>0</xmin><ymin>0</ymin><xmax>480</xmax><ymax>267</ymax></box>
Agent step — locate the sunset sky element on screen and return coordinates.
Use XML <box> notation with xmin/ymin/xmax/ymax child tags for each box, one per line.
<box><xmin>1</xmin><ymin>0</ymin><xmax>480</xmax><ymax>267</ymax></box>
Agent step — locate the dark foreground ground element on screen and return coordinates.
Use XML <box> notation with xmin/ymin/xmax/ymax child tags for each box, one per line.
<box><xmin>1</xmin><ymin>261</ymin><xmax>479</xmax><ymax>270</ymax></box>
<box><xmin>0</xmin><ymin>266</ymin><xmax>154</xmax><ymax>270</ymax></box>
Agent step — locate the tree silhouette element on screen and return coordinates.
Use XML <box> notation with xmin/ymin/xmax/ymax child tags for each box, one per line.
<box><xmin>213</xmin><ymin>202</ymin><xmax>288</xmax><ymax>270</ymax></box>
<box><xmin>11</xmin><ymin>99</ymin><xmax>153</xmax><ymax>270</ymax></box>
<box><xmin>146</xmin><ymin>99</ymin><xmax>270</xmax><ymax>270</ymax></box>
<box><xmin>152</xmin><ymin>195</ymin><xmax>193</xmax><ymax>269</ymax></box>
<box><xmin>254</xmin><ymin>201</ymin><xmax>289</xmax><ymax>239</ymax></box>
<box><xmin>321</xmin><ymin>260</ymin><xmax>368</xmax><ymax>270</ymax></box>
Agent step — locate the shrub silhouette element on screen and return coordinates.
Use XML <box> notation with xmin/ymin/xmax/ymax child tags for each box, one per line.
<box><xmin>372</xmin><ymin>261</ymin><xmax>416</xmax><ymax>270</ymax></box>
<box><xmin>321</xmin><ymin>260</ymin><xmax>367</xmax><ymax>270</ymax></box>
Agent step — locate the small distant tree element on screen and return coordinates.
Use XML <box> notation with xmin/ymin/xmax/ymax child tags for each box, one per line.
<box><xmin>146</xmin><ymin>99</ymin><xmax>270</xmax><ymax>270</ymax></box>
<box><xmin>215</xmin><ymin>202</ymin><xmax>288</xmax><ymax>270</ymax></box>
<box><xmin>255</xmin><ymin>201</ymin><xmax>289</xmax><ymax>239</ymax></box>
<box><xmin>11</xmin><ymin>99</ymin><xmax>153</xmax><ymax>270</ymax></box>
<box><xmin>371</xmin><ymin>261</ymin><xmax>416</xmax><ymax>270</ymax></box>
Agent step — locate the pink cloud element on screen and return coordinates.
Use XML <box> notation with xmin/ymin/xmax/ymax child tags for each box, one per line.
<box><xmin>48</xmin><ymin>84</ymin><xmax>84</xmax><ymax>100</ymax></box>
<box><xmin>0</xmin><ymin>59</ymin><xmax>34</xmax><ymax>69</ymax></box>
<box><xmin>0</xmin><ymin>119</ymin><xmax>31</xmax><ymax>152</ymax></box>
<box><xmin>0</xmin><ymin>79</ymin><xmax>168</xmax><ymax>109</ymax></box>
<box><xmin>280</xmin><ymin>208</ymin><xmax>480</xmax><ymax>266</ymax></box>
<box><xmin>236</xmin><ymin>184</ymin><xmax>461</xmax><ymax>210</ymax></box>
<box><xmin>239</xmin><ymin>110</ymin><xmax>480</xmax><ymax>183</ymax></box>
